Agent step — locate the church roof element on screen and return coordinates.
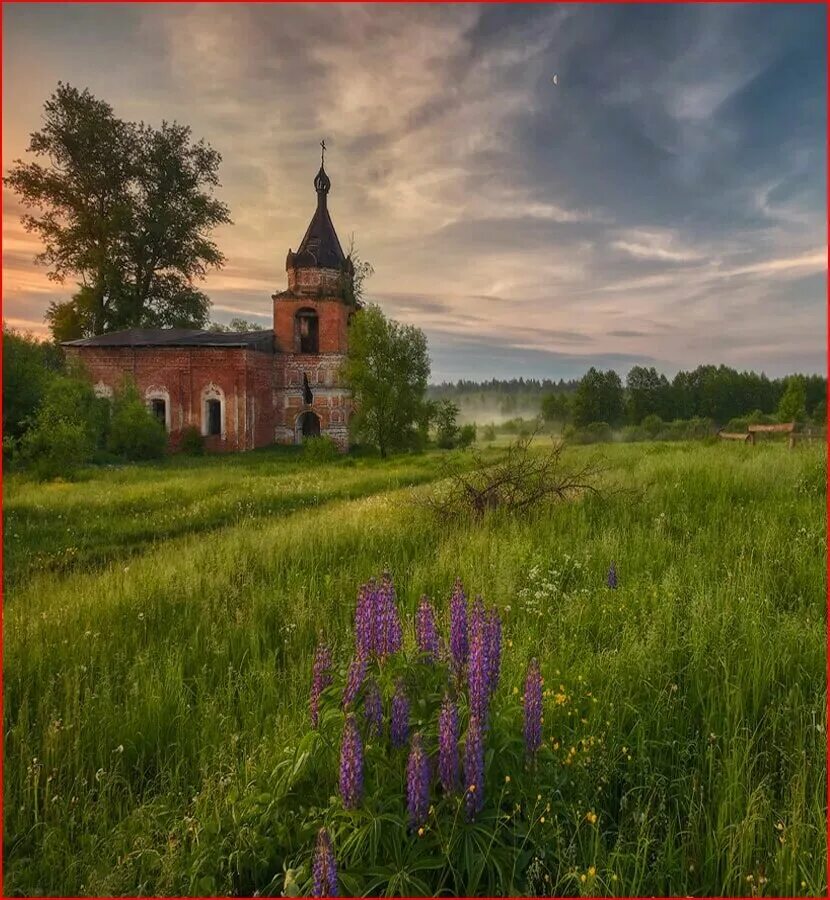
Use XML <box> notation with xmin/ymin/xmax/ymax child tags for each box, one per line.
<box><xmin>63</xmin><ymin>328</ymin><xmax>274</xmax><ymax>351</ymax></box>
<box><xmin>289</xmin><ymin>148</ymin><xmax>347</xmax><ymax>270</ymax></box>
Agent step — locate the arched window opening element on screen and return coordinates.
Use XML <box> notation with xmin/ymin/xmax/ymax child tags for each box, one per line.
<box><xmin>201</xmin><ymin>384</ymin><xmax>225</xmax><ymax>438</ymax></box>
<box><xmin>145</xmin><ymin>387</ymin><xmax>171</xmax><ymax>432</ymax></box>
<box><xmin>150</xmin><ymin>398</ymin><xmax>167</xmax><ymax>430</ymax></box>
<box><xmin>295</xmin><ymin>308</ymin><xmax>319</xmax><ymax>354</ymax></box>
<box><xmin>206</xmin><ymin>399</ymin><xmax>222</xmax><ymax>436</ymax></box>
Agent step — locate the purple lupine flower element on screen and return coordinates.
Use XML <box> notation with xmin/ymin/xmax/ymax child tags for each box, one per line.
<box><xmin>390</xmin><ymin>679</ymin><xmax>410</xmax><ymax>748</ymax></box>
<box><xmin>523</xmin><ymin>657</ymin><xmax>543</xmax><ymax>757</ymax></box>
<box><xmin>377</xmin><ymin>572</ymin><xmax>402</xmax><ymax>657</ymax></box>
<box><xmin>406</xmin><ymin>732</ymin><xmax>430</xmax><ymax>829</ymax></box>
<box><xmin>607</xmin><ymin>562</ymin><xmax>618</xmax><ymax>589</ymax></box>
<box><xmin>415</xmin><ymin>595</ymin><xmax>439</xmax><ymax>661</ymax></box>
<box><xmin>354</xmin><ymin>579</ymin><xmax>378</xmax><ymax>658</ymax></box>
<box><xmin>449</xmin><ymin>578</ymin><xmax>468</xmax><ymax>678</ymax></box>
<box><xmin>438</xmin><ymin>693</ymin><xmax>459</xmax><ymax>793</ymax></box>
<box><xmin>485</xmin><ymin>606</ymin><xmax>502</xmax><ymax>697</ymax></box>
<box><xmin>342</xmin><ymin>655</ymin><xmax>367</xmax><ymax>708</ymax></box>
<box><xmin>310</xmin><ymin>642</ymin><xmax>333</xmax><ymax>728</ymax></box>
<box><xmin>339</xmin><ymin>713</ymin><xmax>364</xmax><ymax>809</ymax></box>
<box><xmin>468</xmin><ymin>596</ymin><xmax>489</xmax><ymax>723</ymax></box>
<box><xmin>311</xmin><ymin>827</ymin><xmax>338</xmax><ymax>897</ymax></box>
<box><xmin>463</xmin><ymin>714</ymin><xmax>485</xmax><ymax>820</ymax></box>
<box><xmin>364</xmin><ymin>678</ymin><xmax>383</xmax><ymax>737</ymax></box>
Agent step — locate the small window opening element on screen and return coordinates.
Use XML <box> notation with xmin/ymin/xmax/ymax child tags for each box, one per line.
<box><xmin>150</xmin><ymin>398</ymin><xmax>167</xmax><ymax>430</ymax></box>
<box><xmin>206</xmin><ymin>399</ymin><xmax>222</xmax><ymax>436</ymax></box>
<box><xmin>296</xmin><ymin>310</ymin><xmax>319</xmax><ymax>354</ymax></box>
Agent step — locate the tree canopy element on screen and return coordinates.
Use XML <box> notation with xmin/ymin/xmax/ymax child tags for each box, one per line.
<box><xmin>2</xmin><ymin>328</ymin><xmax>64</xmax><ymax>440</ymax></box>
<box><xmin>7</xmin><ymin>83</ymin><xmax>231</xmax><ymax>342</ymax></box>
<box><xmin>571</xmin><ymin>367</ymin><xmax>625</xmax><ymax>427</ymax></box>
<box><xmin>341</xmin><ymin>304</ymin><xmax>430</xmax><ymax>457</ymax></box>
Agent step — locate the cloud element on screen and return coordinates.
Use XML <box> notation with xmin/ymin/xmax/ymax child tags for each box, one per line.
<box><xmin>2</xmin><ymin>3</ymin><xmax>825</xmax><ymax>380</ymax></box>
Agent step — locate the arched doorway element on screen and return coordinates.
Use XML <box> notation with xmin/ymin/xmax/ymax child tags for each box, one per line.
<box><xmin>296</xmin><ymin>411</ymin><xmax>321</xmax><ymax>442</ymax></box>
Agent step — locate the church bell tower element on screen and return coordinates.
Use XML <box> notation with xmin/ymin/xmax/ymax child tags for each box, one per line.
<box><xmin>272</xmin><ymin>142</ymin><xmax>355</xmax><ymax>450</ymax></box>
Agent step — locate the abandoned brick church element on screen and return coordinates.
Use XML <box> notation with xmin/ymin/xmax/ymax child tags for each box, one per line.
<box><xmin>64</xmin><ymin>152</ymin><xmax>356</xmax><ymax>452</ymax></box>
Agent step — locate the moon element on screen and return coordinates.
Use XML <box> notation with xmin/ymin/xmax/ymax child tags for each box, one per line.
<box><xmin>552</xmin><ymin>73</ymin><xmax>559</xmax><ymax>86</ymax></box>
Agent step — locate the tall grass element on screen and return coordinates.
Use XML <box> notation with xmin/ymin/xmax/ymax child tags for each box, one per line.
<box><xmin>3</xmin><ymin>442</ymin><xmax>826</xmax><ymax>896</ymax></box>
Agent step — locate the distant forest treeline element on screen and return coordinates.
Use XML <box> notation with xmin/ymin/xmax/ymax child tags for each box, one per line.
<box><xmin>428</xmin><ymin>377</ymin><xmax>579</xmax><ymax>421</ymax></box>
<box><xmin>429</xmin><ymin>365</ymin><xmax>827</xmax><ymax>428</ymax></box>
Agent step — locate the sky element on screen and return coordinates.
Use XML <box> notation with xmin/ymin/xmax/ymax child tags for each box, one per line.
<box><xmin>3</xmin><ymin>3</ymin><xmax>827</xmax><ymax>382</ymax></box>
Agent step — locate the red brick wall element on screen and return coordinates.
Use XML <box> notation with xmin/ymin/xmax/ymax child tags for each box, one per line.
<box><xmin>273</xmin><ymin>296</ymin><xmax>350</xmax><ymax>355</ymax></box>
<box><xmin>66</xmin><ymin>346</ymin><xmax>276</xmax><ymax>452</ymax></box>
<box><xmin>274</xmin><ymin>352</ymin><xmax>352</xmax><ymax>449</ymax></box>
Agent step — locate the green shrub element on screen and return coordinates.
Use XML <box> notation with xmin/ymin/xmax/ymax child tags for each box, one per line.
<box><xmin>570</xmin><ymin>421</ymin><xmax>612</xmax><ymax>444</ymax></box>
<box><xmin>18</xmin><ymin>371</ymin><xmax>105</xmax><ymax>479</ymax></box>
<box><xmin>641</xmin><ymin>413</ymin><xmax>663</xmax><ymax>437</ymax></box>
<box><xmin>180</xmin><ymin>425</ymin><xmax>205</xmax><ymax>456</ymax></box>
<box><xmin>2</xmin><ymin>327</ymin><xmax>64</xmax><ymax>441</ymax></box>
<box><xmin>304</xmin><ymin>434</ymin><xmax>340</xmax><ymax>462</ymax></box>
<box><xmin>107</xmin><ymin>380</ymin><xmax>167</xmax><ymax>461</ymax></box>
<box><xmin>481</xmin><ymin>423</ymin><xmax>496</xmax><ymax>441</ymax></box>
<box><xmin>20</xmin><ymin>417</ymin><xmax>93</xmax><ymax>480</ymax></box>
<box><xmin>434</xmin><ymin>399</ymin><xmax>461</xmax><ymax>449</ymax></box>
<box><xmin>457</xmin><ymin>423</ymin><xmax>477</xmax><ymax>449</ymax></box>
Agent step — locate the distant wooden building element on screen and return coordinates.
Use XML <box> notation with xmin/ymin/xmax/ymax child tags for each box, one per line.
<box><xmin>64</xmin><ymin>152</ymin><xmax>356</xmax><ymax>452</ymax></box>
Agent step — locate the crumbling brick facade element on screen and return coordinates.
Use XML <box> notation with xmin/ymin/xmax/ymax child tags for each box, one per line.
<box><xmin>64</xmin><ymin>154</ymin><xmax>357</xmax><ymax>453</ymax></box>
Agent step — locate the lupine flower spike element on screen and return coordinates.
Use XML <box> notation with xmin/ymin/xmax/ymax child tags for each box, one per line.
<box><xmin>378</xmin><ymin>572</ymin><xmax>402</xmax><ymax>659</ymax></box>
<box><xmin>310</xmin><ymin>642</ymin><xmax>333</xmax><ymax>728</ymax></box>
<box><xmin>607</xmin><ymin>561</ymin><xmax>618</xmax><ymax>589</ymax></box>
<box><xmin>391</xmin><ymin>679</ymin><xmax>410</xmax><ymax>748</ymax></box>
<box><xmin>463</xmin><ymin>714</ymin><xmax>485</xmax><ymax>820</ymax></box>
<box><xmin>311</xmin><ymin>827</ymin><xmax>338</xmax><ymax>897</ymax></box>
<box><xmin>523</xmin><ymin>657</ymin><xmax>543</xmax><ymax>757</ymax></box>
<box><xmin>406</xmin><ymin>732</ymin><xmax>430</xmax><ymax>829</ymax></box>
<box><xmin>416</xmin><ymin>595</ymin><xmax>439</xmax><ymax>661</ymax></box>
<box><xmin>364</xmin><ymin>678</ymin><xmax>383</xmax><ymax>737</ymax></box>
<box><xmin>339</xmin><ymin>713</ymin><xmax>364</xmax><ymax>809</ymax></box>
<box><xmin>449</xmin><ymin>578</ymin><xmax>468</xmax><ymax>678</ymax></box>
<box><xmin>342</xmin><ymin>655</ymin><xmax>367</xmax><ymax>708</ymax></box>
<box><xmin>438</xmin><ymin>693</ymin><xmax>460</xmax><ymax>793</ymax></box>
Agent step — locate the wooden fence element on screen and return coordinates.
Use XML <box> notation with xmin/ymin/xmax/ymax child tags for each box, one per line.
<box><xmin>718</xmin><ymin>422</ymin><xmax>825</xmax><ymax>449</ymax></box>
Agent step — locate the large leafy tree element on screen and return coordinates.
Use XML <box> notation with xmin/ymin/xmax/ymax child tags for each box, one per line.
<box><xmin>777</xmin><ymin>375</ymin><xmax>807</xmax><ymax>424</ymax></box>
<box><xmin>342</xmin><ymin>304</ymin><xmax>431</xmax><ymax>457</ymax></box>
<box><xmin>7</xmin><ymin>83</ymin><xmax>231</xmax><ymax>341</ymax></box>
<box><xmin>571</xmin><ymin>367</ymin><xmax>624</xmax><ymax>427</ymax></box>
<box><xmin>625</xmin><ymin>365</ymin><xmax>671</xmax><ymax>424</ymax></box>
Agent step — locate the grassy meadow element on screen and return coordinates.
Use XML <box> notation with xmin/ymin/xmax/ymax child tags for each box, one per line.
<box><xmin>3</xmin><ymin>440</ymin><xmax>827</xmax><ymax>896</ymax></box>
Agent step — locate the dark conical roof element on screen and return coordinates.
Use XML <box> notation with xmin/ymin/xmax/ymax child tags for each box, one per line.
<box><xmin>291</xmin><ymin>159</ymin><xmax>346</xmax><ymax>270</ymax></box>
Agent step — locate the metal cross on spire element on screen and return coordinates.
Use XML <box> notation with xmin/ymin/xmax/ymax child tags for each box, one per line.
<box><xmin>320</xmin><ymin>138</ymin><xmax>326</xmax><ymax>167</ymax></box>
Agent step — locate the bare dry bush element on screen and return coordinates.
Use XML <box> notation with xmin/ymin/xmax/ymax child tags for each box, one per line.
<box><xmin>423</xmin><ymin>432</ymin><xmax>607</xmax><ymax>520</ymax></box>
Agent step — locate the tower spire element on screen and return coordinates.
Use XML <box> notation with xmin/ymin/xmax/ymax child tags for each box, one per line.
<box><xmin>313</xmin><ymin>139</ymin><xmax>331</xmax><ymax>197</ymax></box>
